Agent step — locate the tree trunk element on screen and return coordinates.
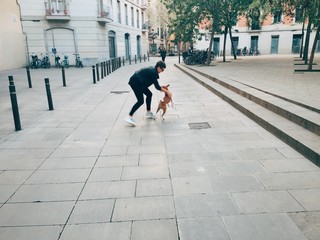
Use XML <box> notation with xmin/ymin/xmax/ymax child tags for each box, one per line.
<box><xmin>304</xmin><ymin>21</ymin><xmax>312</xmax><ymax>64</ymax></box>
<box><xmin>178</xmin><ymin>41</ymin><xmax>181</xmax><ymax>64</ymax></box>
<box><xmin>223</xmin><ymin>26</ymin><xmax>228</xmax><ymax>62</ymax></box>
<box><xmin>229</xmin><ymin>27</ymin><xmax>237</xmax><ymax>60</ymax></box>
<box><xmin>299</xmin><ymin>10</ymin><xmax>306</xmax><ymax>58</ymax></box>
<box><xmin>206</xmin><ymin>26</ymin><xmax>215</xmax><ymax>65</ymax></box>
<box><xmin>307</xmin><ymin>25</ymin><xmax>320</xmax><ymax>71</ymax></box>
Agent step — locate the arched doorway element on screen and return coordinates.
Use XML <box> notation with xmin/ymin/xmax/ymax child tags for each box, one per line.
<box><xmin>137</xmin><ymin>35</ymin><xmax>141</xmax><ymax>58</ymax></box>
<box><xmin>125</xmin><ymin>33</ymin><xmax>131</xmax><ymax>60</ymax></box>
<box><xmin>109</xmin><ymin>30</ymin><xmax>117</xmax><ymax>59</ymax></box>
<box><xmin>45</xmin><ymin>27</ymin><xmax>76</xmax><ymax>65</ymax></box>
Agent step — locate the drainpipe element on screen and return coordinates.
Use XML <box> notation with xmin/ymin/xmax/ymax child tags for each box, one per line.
<box><xmin>16</xmin><ymin>0</ymin><xmax>30</xmax><ymax>67</ymax></box>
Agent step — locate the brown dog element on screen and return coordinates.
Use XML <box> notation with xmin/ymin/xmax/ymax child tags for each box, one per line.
<box><xmin>156</xmin><ymin>84</ymin><xmax>173</xmax><ymax>119</ymax></box>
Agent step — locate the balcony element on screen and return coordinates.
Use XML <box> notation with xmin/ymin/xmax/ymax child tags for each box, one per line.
<box><xmin>45</xmin><ymin>0</ymin><xmax>70</xmax><ymax>21</ymax></box>
<box><xmin>140</xmin><ymin>0</ymin><xmax>148</xmax><ymax>10</ymax></box>
<box><xmin>97</xmin><ymin>4</ymin><xmax>113</xmax><ymax>23</ymax></box>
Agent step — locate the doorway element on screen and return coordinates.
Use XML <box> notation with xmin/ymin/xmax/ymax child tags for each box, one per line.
<box><xmin>125</xmin><ymin>33</ymin><xmax>131</xmax><ymax>60</ymax></box>
<box><xmin>137</xmin><ymin>35</ymin><xmax>141</xmax><ymax>58</ymax></box>
<box><xmin>250</xmin><ymin>36</ymin><xmax>259</xmax><ymax>51</ymax></box>
<box><xmin>292</xmin><ymin>34</ymin><xmax>301</xmax><ymax>54</ymax></box>
<box><xmin>270</xmin><ymin>35</ymin><xmax>279</xmax><ymax>54</ymax></box>
<box><xmin>109</xmin><ymin>31</ymin><xmax>116</xmax><ymax>59</ymax></box>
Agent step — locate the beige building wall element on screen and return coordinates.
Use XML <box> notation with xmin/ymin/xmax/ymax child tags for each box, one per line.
<box><xmin>0</xmin><ymin>0</ymin><xmax>26</xmax><ymax>71</ymax></box>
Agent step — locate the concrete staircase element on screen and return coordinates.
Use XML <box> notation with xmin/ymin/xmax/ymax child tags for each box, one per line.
<box><xmin>175</xmin><ymin>63</ymin><xmax>320</xmax><ymax>167</ymax></box>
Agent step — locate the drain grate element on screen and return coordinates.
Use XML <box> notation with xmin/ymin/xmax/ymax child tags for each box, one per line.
<box><xmin>110</xmin><ymin>91</ymin><xmax>130</xmax><ymax>94</ymax></box>
<box><xmin>188</xmin><ymin>122</ymin><xmax>211</xmax><ymax>130</ymax></box>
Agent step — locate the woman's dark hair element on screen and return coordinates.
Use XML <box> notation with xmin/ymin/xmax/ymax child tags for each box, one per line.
<box><xmin>155</xmin><ymin>61</ymin><xmax>166</xmax><ymax>69</ymax></box>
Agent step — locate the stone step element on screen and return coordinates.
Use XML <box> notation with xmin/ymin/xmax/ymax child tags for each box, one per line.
<box><xmin>175</xmin><ymin>63</ymin><xmax>320</xmax><ymax>167</ymax></box>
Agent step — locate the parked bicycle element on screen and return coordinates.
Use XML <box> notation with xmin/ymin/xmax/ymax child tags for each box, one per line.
<box><xmin>40</xmin><ymin>53</ymin><xmax>50</xmax><ymax>68</ymax></box>
<box><xmin>61</xmin><ymin>55</ymin><xmax>69</xmax><ymax>68</ymax></box>
<box><xmin>55</xmin><ymin>55</ymin><xmax>61</xmax><ymax>68</ymax></box>
<box><xmin>183</xmin><ymin>50</ymin><xmax>215</xmax><ymax>65</ymax></box>
<box><xmin>248</xmin><ymin>48</ymin><xmax>261</xmax><ymax>56</ymax></box>
<box><xmin>30</xmin><ymin>54</ymin><xmax>42</xmax><ymax>69</ymax></box>
<box><xmin>236</xmin><ymin>47</ymin><xmax>249</xmax><ymax>56</ymax></box>
<box><xmin>74</xmin><ymin>53</ymin><xmax>83</xmax><ymax>68</ymax></box>
<box><xmin>242</xmin><ymin>47</ymin><xmax>248</xmax><ymax>56</ymax></box>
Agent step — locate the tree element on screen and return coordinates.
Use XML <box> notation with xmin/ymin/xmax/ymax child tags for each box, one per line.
<box><xmin>220</xmin><ymin>0</ymin><xmax>252</xmax><ymax>60</ymax></box>
<box><xmin>161</xmin><ymin>0</ymin><xmax>201</xmax><ymax>53</ymax></box>
<box><xmin>279</xmin><ymin>0</ymin><xmax>320</xmax><ymax>70</ymax></box>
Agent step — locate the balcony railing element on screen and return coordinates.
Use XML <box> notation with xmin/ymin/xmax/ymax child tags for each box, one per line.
<box><xmin>97</xmin><ymin>4</ymin><xmax>113</xmax><ymax>23</ymax></box>
<box><xmin>45</xmin><ymin>0</ymin><xmax>70</xmax><ymax>20</ymax></box>
<box><xmin>140</xmin><ymin>0</ymin><xmax>148</xmax><ymax>11</ymax></box>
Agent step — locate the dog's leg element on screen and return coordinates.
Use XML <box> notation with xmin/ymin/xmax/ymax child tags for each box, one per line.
<box><xmin>161</xmin><ymin>106</ymin><xmax>167</xmax><ymax>120</ymax></box>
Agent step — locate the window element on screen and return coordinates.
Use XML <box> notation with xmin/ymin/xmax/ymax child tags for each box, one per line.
<box><xmin>117</xmin><ymin>1</ymin><xmax>121</xmax><ymax>23</ymax></box>
<box><xmin>45</xmin><ymin>0</ymin><xmax>68</xmax><ymax>15</ymax></box>
<box><xmin>250</xmin><ymin>8</ymin><xmax>261</xmax><ymax>30</ymax></box>
<box><xmin>109</xmin><ymin>31</ymin><xmax>117</xmax><ymax>58</ymax></box>
<box><xmin>295</xmin><ymin>6</ymin><xmax>303</xmax><ymax>22</ymax></box>
<box><xmin>273</xmin><ymin>10</ymin><xmax>282</xmax><ymax>24</ymax></box>
<box><xmin>136</xmin><ymin>10</ymin><xmax>139</xmax><ymax>28</ymax></box>
<box><xmin>131</xmin><ymin>7</ymin><xmax>134</xmax><ymax>27</ymax></box>
<box><xmin>125</xmin><ymin>4</ymin><xmax>128</xmax><ymax>25</ymax></box>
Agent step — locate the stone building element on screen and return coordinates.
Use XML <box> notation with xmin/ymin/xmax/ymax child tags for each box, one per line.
<box><xmin>195</xmin><ymin>13</ymin><xmax>320</xmax><ymax>56</ymax></box>
<box><xmin>1</xmin><ymin>0</ymin><xmax>149</xmax><ymax>69</ymax></box>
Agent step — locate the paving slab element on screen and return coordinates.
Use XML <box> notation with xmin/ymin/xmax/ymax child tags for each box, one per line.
<box><xmin>60</xmin><ymin>222</ymin><xmax>131</xmax><ymax>240</ymax></box>
<box><xmin>131</xmin><ymin>219</ymin><xmax>178</xmax><ymax>240</ymax></box>
<box><xmin>223</xmin><ymin>213</ymin><xmax>308</xmax><ymax>240</ymax></box>
<box><xmin>0</xmin><ymin>55</ymin><xmax>319</xmax><ymax>239</ymax></box>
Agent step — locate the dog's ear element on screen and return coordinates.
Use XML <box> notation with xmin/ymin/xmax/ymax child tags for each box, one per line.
<box><xmin>166</xmin><ymin>84</ymin><xmax>170</xmax><ymax>87</ymax></box>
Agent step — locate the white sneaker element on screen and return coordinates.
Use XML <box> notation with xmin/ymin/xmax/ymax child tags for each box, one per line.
<box><xmin>146</xmin><ymin>111</ymin><xmax>155</xmax><ymax>119</ymax></box>
<box><xmin>124</xmin><ymin>117</ymin><xmax>136</xmax><ymax>126</ymax></box>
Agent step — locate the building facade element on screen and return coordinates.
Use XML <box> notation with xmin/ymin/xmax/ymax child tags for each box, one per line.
<box><xmin>147</xmin><ymin>0</ymin><xmax>170</xmax><ymax>55</ymax></box>
<box><xmin>14</xmin><ymin>0</ymin><xmax>149</xmax><ymax>67</ymax></box>
<box><xmin>195</xmin><ymin>14</ymin><xmax>320</xmax><ymax>56</ymax></box>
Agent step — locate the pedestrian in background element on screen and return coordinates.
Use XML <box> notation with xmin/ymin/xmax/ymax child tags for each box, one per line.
<box><xmin>160</xmin><ymin>48</ymin><xmax>167</xmax><ymax>62</ymax></box>
<box><xmin>124</xmin><ymin>60</ymin><xmax>167</xmax><ymax>126</ymax></box>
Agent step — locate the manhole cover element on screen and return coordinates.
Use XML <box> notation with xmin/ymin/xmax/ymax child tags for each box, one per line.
<box><xmin>188</xmin><ymin>122</ymin><xmax>211</xmax><ymax>129</ymax></box>
<box><xmin>110</xmin><ymin>91</ymin><xmax>130</xmax><ymax>94</ymax></box>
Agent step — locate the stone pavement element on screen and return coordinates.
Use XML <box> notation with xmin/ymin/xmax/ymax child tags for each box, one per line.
<box><xmin>0</xmin><ymin>55</ymin><xmax>319</xmax><ymax>240</ymax></box>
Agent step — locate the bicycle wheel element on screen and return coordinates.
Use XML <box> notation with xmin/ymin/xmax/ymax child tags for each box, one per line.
<box><xmin>36</xmin><ymin>59</ymin><xmax>42</xmax><ymax>69</ymax></box>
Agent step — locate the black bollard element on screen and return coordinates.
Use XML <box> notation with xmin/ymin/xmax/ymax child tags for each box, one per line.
<box><xmin>103</xmin><ymin>61</ymin><xmax>106</xmax><ymax>77</ymax></box>
<box><xmin>139</xmin><ymin>55</ymin><xmax>142</xmax><ymax>63</ymax></box>
<box><xmin>101</xmin><ymin>62</ymin><xmax>104</xmax><ymax>79</ymax></box>
<box><xmin>26</xmin><ymin>67</ymin><xmax>32</xmax><ymax>88</ymax></box>
<box><xmin>9</xmin><ymin>85</ymin><xmax>21</xmax><ymax>131</ymax></box>
<box><xmin>135</xmin><ymin>55</ymin><xmax>137</xmax><ymax>64</ymax></box>
<box><xmin>96</xmin><ymin>64</ymin><xmax>100</xmax><ymax>81</ymax></box>
<box><xmin>144</xmin><ymin>54</ymin><xmax>146</xmax><ymax>62</ymax></box>
<box><xmin>62</xmin><ymin>66</ymin><xmax>66</xmax><ymax>87</ymax></box>
<box><xmin>8</xmin><ymin>76</ymin><xmax>14</xmax><ymax>86</ymax></box>
<box><xmin>129</xmin><ymin>55</ymin><xmax>131</xmax><ymax>65</ymax></box>
<box><xmin>123</xmin><ymin>56</ymin><xmax>125</xmax><ymax>66</ymax></box>
<box><xmin>147</xmin><ymin>52</ymin><xmax>150</xmax><ymax>61</ymax></box>
<box><xmin>44</xmin><ymin>78</ymin><xmax>54</xmax><ymax>110</ymax></box>
<box><xmin>92</xmin><ymin>65</ymin><xmax>96</xmax><ymax>84</ymax></box>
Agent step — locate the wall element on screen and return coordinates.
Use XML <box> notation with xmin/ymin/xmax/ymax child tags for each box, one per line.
<box><xmin>0</xmin><ymin>0</ymin><xmax>26</xmax><ymax>71</ymax></box>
